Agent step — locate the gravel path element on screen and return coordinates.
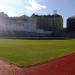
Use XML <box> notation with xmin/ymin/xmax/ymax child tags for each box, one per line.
<box><xmin>0</xmin><ymin>53</ymin><xmax>75</xmax><ymax>75</ymax></box>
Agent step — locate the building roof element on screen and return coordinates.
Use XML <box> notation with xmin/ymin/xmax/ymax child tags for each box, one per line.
<box><xmin>31</xmin><ymin>13</ymin><xmax>62</xmax><ymax>18</ymax></box>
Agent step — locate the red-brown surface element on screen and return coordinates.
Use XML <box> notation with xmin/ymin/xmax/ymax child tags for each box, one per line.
<box><xmin>0</xmin><ymin>53</ymin><xmax>75</xmax><ymax>75</ymax></box>
<box><xmin>24</xmin><ymin>53</ymin><xmax>75</xmax><ymax>75</ymax></box>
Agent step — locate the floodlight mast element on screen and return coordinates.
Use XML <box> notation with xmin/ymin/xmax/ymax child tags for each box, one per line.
<box><xmin>53</xmin><ymin>10</ymin><xmax>57</xmax><ymax>15</ymax></box>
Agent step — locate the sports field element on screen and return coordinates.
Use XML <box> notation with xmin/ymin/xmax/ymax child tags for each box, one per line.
<box><xmin>0</xmin><ymin>39</ymin><xmax>75</xmax><ymax>67</ymax></box>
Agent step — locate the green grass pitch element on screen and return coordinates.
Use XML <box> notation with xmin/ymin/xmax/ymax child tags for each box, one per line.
<box><xmin>0</xmin><ymin>39</ymin><xmax>75</xmax><ymax>67</ymax></box>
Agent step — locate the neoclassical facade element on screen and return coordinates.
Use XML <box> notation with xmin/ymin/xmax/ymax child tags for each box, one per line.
<box><xmin>31</xmin><ymin>14</ymin><xmax>63</xmax><ymax>32</ymax></box>
<box><xmin>0</xmin><ymin>12</ymin><xmax>37</xmax><ymax>34</ymax></box>
<box><xmin>0</xmin><ymin>12</ymin><xmax>63</xmax><ymax>36</ymax></box>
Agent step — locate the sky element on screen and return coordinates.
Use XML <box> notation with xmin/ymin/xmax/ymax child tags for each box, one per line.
<box><xmin>0</xmin><ymin>0</ymin><xmax>75</xmax><ymax>27</ymax></box>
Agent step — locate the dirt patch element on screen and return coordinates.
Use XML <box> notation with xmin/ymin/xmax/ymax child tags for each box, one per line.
<box><xmin>0</xmin><ymin>53</ymin><xmax>75</xmax><ymax>75</ymax></box>
<box><xmin>0</xmin><ymin>60</ymin><xmax>25</xmax><ymax>75</ymax></box>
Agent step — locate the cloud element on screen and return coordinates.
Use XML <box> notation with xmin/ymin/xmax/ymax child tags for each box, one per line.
<box><xmin>25</xmin><ymin>0</ymin><xmax>47</xmax><ymax>12</ymax></box>
<box><xmin>0</xmin><ymin>0</ymin><xmax>23</xmax><ymax>16</ymax></box>
<box><xmin>0</xmin><ymin>0</ymin><xmax>47</xmax><ymax>16</ymax></box>
<box><xmin>0</xmin><ymin>0</ymin><xmax>22</xmax><ymax>6</ymax></box>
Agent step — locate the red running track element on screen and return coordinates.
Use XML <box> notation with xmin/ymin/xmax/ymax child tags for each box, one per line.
<box><xmin>0</xmin><ymin>53</ymin><xmax>75</xmax><ymax>75</ymax></box>
<box><xmin>24</xmin><ymin>53</ymin><xmax>75</xmax><ymax>75</ymax></box>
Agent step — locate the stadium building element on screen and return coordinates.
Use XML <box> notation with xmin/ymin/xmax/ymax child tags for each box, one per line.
<box><xmin>31</xmin><ymin>12</ymin><xmax>63</xmax><ymax>32</ymax></box>
<box><xmin>0</xmin><ymin>12</ymin><xmax>63</xmax><ymax>37</ymax></box>
<box><xmin>67</xmin><ymin>16</ymin><xmax>75</xmax><ymax>32</ymax></box>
